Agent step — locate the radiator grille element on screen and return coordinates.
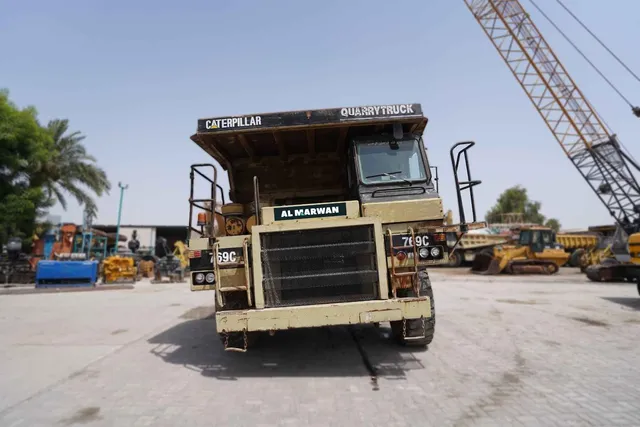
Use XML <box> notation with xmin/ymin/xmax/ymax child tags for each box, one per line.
<box><xmin>260</xmin><ymin>225</ymin><xmax>379</xmax><ymax>307</ymax></box>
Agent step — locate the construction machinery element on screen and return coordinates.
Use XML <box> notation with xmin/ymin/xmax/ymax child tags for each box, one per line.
<box><xmin>35</xmin><ymin>256</ymin><xmax>100</xmax><ymax>288</ymax></box>
<box><xmin>472</xmin><ymin>225</ymin><xmax>569</xmax><ymax>275</ymax></box>
<box><xmin>186</xmin><ymin>103</ymin><xmax>486</xmax><ymax>351</ymax></box>
<box><xmin>444</xmin><ymin>232</ymin><xmax>511</xmax><ymax>267</ymax></box>
<box><xmin>0</xmin><ymin>237</ymin><xmax>36</xmax><ymax>284</ymax></box>
<box><xmin>556</xmin><ymin>233</ymin><xmax>600</xmax><ymax>267</ymax></box>
<box><xmin>102</xmin><ymin>255</ymin><xmax>137</xmax><ymax>284</ymax></box>
<box><xmin>151</xmin><ymin>237</ymin><xmax>185</xmax><ymax>283</ymax></box>
<box><xmin>557</xmin><ymin>227</ymin><xmax>626</xmax><ymax>272</ymax></box>
<box><xmin>33</xmin><ymin>222</ymin><xmax>119</xmax><ymax>288</ymax></box>
<box><xmin>585</xmin><ymin>233</ymin><xmax>640</xmax><ymax>286</ymax></box>
<box><xmin>464</xmin><ymin>0</ymin><xmax>640</xmax><ymax>284</ymax></box>
<box><xmin>173</xmin><ymin>240</ymin><xmax>189</xmax><ymax>271</ymax></box>
<box><xmin>49</xmin><ymin>224</ymin><xmax>77</xmax><ymax>259</ymax></box>
<box><xmin>136</xmin><ymin>259</ymin><xmax>155</xmax><ymax>279</ymax></box>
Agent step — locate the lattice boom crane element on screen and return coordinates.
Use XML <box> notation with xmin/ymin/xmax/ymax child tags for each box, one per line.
<box><xmin>464</xmin><ymin>0</ymin><xmax>640</xmax><ymax>235</ymax></box>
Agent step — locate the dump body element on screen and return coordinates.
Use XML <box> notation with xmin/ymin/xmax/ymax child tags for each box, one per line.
<box><xmin>186</xmin><ymin>103</ymin><xmax>484</xmax><ymax>350</ymax></box>
<box><xmin>556</xmin><ymin>234</ymin><xmax>599</xmax><ymax>251</ymax></box>
<box><xmin>444</xmin><ymin>232</ymin><xmax>511</xmax><ymax>266</ymax></box>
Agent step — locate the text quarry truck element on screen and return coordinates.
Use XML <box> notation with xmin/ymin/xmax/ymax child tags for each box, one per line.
<box><xmin>187</xmin><ymin>103</ymin><xmax>485</xmax><ymax>351</ymax></box>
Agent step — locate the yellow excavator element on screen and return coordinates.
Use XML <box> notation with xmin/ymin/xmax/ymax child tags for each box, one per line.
<box><xmin>471</xmin><ymin>226</ymin><xmax>569</xmax><ymax>275</ymax></box>
<box><xmin>585</xmin><ymin>233</ymin><xmax>640</xmax><ymax>289</ymax></box>
<box><xmin>172</xmin><ymin>240</ymin><xmax>189</xmax><ymax>270</ymax></box>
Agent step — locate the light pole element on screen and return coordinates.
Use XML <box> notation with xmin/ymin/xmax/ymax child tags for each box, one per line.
<box><xmin>114</xmin><ymin>182</ymin><xmax>129</xmax><ymax>255</ymax></box>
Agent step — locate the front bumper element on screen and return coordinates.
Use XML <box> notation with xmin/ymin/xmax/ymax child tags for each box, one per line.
<box><xmin>215</xmin><ymin>297</ymin><xmax>431</xmax><ymax>333</ymax></box>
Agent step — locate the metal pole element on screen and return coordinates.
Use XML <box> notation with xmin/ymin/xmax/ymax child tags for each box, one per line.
<box><xmin>114</xmin><ymin>182</ymin><xmax>129</xmax><ymax>255</ymax></box>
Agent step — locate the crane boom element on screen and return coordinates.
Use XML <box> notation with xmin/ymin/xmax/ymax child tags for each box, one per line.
<box><xmin>464</xmin><ymin>0</ymin><xmax>640</xmax><ymax>234</ymax></box>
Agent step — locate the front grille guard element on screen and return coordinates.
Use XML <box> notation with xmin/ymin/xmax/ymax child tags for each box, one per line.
<box><xmin>259</xmin><ymin>225</ymin><xmax>380</xmax><ymax>308</ymax></box>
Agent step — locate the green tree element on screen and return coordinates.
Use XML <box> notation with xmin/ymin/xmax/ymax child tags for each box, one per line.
<box><xmin>0</xmin><ymin>89</ymin><xmax>109</xmax><ymax>246</ymax></box>
<box><xmin>544</xmin><ymin>218</ymin><xmax>561</xmax><ymax>232</ymax></box>
<box><xmin>32</xmin><ymin>119</ymin><xmax>111</xmax><ymax>216</ymax></box>
<box><xmin>0</xmin><ymin>90</ymin><xmax>53</xmax><ymax>245</ymax></box>
<box><xmin>486</xmin><ymin>185</ymin><xmax>561</xmax><ymax>230</ymax></box>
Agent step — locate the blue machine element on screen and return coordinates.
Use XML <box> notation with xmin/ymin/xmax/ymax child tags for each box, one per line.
<box><xmin>42</xmin><ymin>232</ymin><xmax>56</xmax><ymax>261</ymax></box>
<box><xmin>35</xmin><ymin>260</ymin><xmax>99</xmax><ymax>288</ymax></box>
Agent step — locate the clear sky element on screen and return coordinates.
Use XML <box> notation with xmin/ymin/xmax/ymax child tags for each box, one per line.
<box><xmin>2</xmin><ymin>0</ymin><xmax>638</xmax><ymax>229</ymax></box>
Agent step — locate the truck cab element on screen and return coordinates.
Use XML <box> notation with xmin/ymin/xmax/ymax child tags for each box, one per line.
<box><xmin>186</xmin><ymin>103</ymin><xmax>485</xmax><ymax>351</ymax></box>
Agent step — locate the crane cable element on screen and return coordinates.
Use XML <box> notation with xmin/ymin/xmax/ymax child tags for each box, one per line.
<box><xmin>554</xmin><ymin>0</ymin><xmax>640</xmax><ymax>86</ymax></box>
<box><xmin>526</xmin><ymin>0</ymin><xmax>639</xmax><ymax>117</ymax></box>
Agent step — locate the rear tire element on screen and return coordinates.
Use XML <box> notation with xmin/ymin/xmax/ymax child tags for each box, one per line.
<box><xmin>390</xmin><ymin>270</ymin><xmax>435</xmax><ymax>347</ymax></box>
<box><xmin>447</xmin><ymin>251</ymin><xmax>462</xmax><ymax>268</ymax></box>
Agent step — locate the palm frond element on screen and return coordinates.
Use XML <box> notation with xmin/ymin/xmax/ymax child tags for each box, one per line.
<box><xmin>39</xmin><ymin>118</ymin><xmax>110</xmax><ymax>215</ymax></box>
<box><xmin>52</xmin><ymin>185</ymin><xmax>68</xmax><ymax>210</ymax></box>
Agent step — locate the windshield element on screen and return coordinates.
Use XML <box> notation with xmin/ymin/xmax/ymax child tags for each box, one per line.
<box><xmin>356</xmin><ymin>139</ymin><xmax>428</xmax><ymax>185</ymax></box>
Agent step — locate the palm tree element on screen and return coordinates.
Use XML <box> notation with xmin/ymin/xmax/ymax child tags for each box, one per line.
<box><xmin>33</xmin><ymin>119</ymin><xmax>111</xmax><ymax>215</ymax></box>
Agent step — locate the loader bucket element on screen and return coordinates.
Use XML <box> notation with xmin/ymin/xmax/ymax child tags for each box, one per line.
<box><xmin>471</xmin><ymin>252</ymin><xmax>501</xmax><ymax>275</ymax></box>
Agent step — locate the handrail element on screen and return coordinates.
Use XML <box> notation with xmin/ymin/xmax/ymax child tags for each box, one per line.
<box><xmin>253</xmin><ymin>176</ymin><xmax>261</xmax><ymax>226</ymax></box>
<box><xmin>213</xmin><ymin>242</ymin><xmax>224</xmax><ymax>308</ymax></box>
<box><xmin>449</xmin><ymin>141</ymin><xmax>482</xmax><ymax>232</ymax></box>
<box><xmin>188</xmin><ymin>164</ymin><xmax>219</xmax><ymax>240</ymax></box>
<box><xmin>242</xmin><ymin>238</ymin><xmax>252</xmax><ymax>306</ymax></box>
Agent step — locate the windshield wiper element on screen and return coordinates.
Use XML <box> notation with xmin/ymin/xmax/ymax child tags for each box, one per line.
<box><xmin>365</xmin><ymin>171</ymin><xmax>412</xmax><ymax>185</ymax></box>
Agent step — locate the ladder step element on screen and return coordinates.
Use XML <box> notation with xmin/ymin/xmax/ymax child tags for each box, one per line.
<box><xmin>392</xmin><ymin>245</ymin><xmax>415</xmax><ymax>250</ymax></box>
<box><xmin>218</xmin><ymin>262</ymin><xmax>245</xmax><ymax>269</ymax></box>
<box><xmin>219</xmin><ymin>286</ymin><xmax>248</xmax><ymax>292</ymax></box>
<box><xmin>392</xmin><ymin>271</ymin><xmax>417</xmax><ymax>277</ymax></box>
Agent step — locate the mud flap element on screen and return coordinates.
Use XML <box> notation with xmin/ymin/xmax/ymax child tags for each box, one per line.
<box><xmin>471</xmin><ymin>252</ymin><xmax>500</xmax><ymax>275</ymax></box>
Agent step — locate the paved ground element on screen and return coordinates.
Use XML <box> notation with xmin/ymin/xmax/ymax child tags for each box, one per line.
<box><xmin>0</xmin><ymin>268</ymin><xmax>639</xmax><ymax>427</ymax></box>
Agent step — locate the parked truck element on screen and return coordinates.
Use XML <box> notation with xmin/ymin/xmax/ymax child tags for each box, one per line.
<box><xmin>186</xmin><ymin>103</ymin><xmax>485</xmax><ymax>351</ymax></box>
<box><xmin>444</xmin><ymin>232</ymin><xmax>511</xmax><ymax>267</ymax></box>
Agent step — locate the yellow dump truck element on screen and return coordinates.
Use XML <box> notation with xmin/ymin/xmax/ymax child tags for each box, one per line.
<box><xmin>443</xmin><ymin>232</ymin><xmax>511</xmax><ymax>267</ymax></box>
<box><xmin>555</xmin><ymin>233</ymin><xmax>600</xmax><ymax>268</ymax></box>
<box><xmin>186</xmin><ymin>103</ymin><xmax>485</xmax><ymax>351</ymax></box>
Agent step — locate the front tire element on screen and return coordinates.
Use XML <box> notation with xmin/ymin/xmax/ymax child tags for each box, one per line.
<box><xmin>390</xmin><ymin>270</ymin><xmax>435</xmax><ymax>347</ymax></box>
<box><xmin>447</xmin><ymin>251</ymin><xmax>462</xmax><ymax>268</ymax></box>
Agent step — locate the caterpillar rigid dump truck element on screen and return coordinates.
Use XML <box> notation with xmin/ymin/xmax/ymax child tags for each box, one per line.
<box><xmin>186</xmin><ymin>103</ymin><xmax>485</xmax><ymax>351</ymax></box>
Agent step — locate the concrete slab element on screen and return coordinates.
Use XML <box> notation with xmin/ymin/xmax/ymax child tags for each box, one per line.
<box><xmin>0</xmin><ymin>271</ymin><xmax>638</xmax><ymax>426</ymax></box>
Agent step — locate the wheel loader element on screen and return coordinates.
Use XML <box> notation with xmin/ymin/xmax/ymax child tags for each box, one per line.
<box><xmin>471</xmin><ymin>225</ymin><xmax>569</xmax><ymax>275</ymax></box>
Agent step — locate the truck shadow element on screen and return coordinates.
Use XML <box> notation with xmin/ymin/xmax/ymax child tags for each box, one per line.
<box><xmin>601</xmin><ymin>296</ymin><xmax>640</xmax><ymax>311</ymax></box>
<box><xmin>147</xmin><ymin>314</ymin><xmax>427</xmax><ymax>381</ymax></box>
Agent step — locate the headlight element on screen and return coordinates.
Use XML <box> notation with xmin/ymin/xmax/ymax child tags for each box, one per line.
<box><xmin>419</xmin><ymin>247</ymin><xmax>429</xmax><ymax>259</ymax></box>
<box><xmin>194</xmin><ymin>273</ymin><xmax>205</xmax><ymax>284</ymax></box>
<box><xmin>430</xmin><ymin>247</ymin><xmax>441</xmax><ymax>258</ymax></box>
<box><xmin>205</xmin><ymin>272</ymin><xmax>215</xmax><ymax>283</ymax></box>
